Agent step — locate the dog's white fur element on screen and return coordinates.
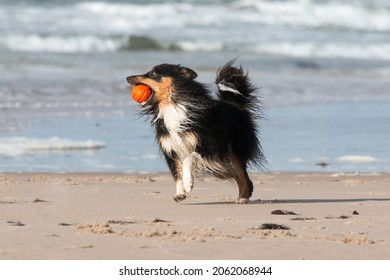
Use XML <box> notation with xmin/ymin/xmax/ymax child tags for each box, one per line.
<box><xmin>217</xmin><ymin>81</ymin><xmax>242</xmax><ymax>95</ymax></box>
<box><xmin>158</xmin><ymin>103</ymin><xmax>196</xmax><ymax>160</ymax></box>
<box><xmin>157</xmin><ymin>103</ymin><xmax>196</xmax><ymax>198</ymax></box>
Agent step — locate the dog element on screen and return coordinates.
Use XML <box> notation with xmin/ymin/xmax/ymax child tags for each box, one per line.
<box><xmin>126</xmin><ymin>60</ymin><xmax>265</xmax><ymax>204</ymax></box>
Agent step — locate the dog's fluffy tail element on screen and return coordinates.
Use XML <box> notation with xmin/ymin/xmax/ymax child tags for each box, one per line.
<box><xmin>215</xmin><ymin>60</ymin><xmax>266</xmax><ymax>170</ymax></box>
<box><xmin>215</xmin><ymin>60</ymin><xmax>261</xmax><ymax>114</ymax></box>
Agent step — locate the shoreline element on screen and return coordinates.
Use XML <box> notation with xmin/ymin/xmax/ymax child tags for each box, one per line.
<box><xmin>1</xmin><ymin>172</ymin><xmax>389</xmax><ymax>260</ymax></box>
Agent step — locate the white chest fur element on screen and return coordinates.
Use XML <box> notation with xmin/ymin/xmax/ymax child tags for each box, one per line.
<box><xmin>157</xmin><ymin>104</ymin><xmax>197</xmax><ymax>160</ymax></box>
<box><xmin>158</xmin><ymin>103</ymin><xmax>188</xmax><ymax>133</ymax></box>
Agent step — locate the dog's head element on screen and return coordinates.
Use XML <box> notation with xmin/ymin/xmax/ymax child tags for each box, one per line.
<box><xmin>126</xmin><ymin>64</ymin><xmax>198</xmax><ymax>108</ymax></box>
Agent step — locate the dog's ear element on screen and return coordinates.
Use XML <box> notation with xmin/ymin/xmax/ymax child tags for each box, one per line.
<box><xmin>180</xmin><ymin>67</ymin><xmax>198</xmax><ymax>80</ymax></box>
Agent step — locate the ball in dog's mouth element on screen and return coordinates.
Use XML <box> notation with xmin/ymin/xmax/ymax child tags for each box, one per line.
<box><xmin>132</xmin><ymin>84</ymin><xmax>153</xmax><ymax>105</ymax></box>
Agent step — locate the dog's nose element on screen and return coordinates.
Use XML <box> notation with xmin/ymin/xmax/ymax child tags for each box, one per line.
<box><xmin>126</xmin><ymin>76</ymin><xmax>132</xmax><ymax>84</ymax></box>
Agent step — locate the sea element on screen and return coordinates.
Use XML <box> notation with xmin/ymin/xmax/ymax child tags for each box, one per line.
<box><xmin>0</xmin><ymin>0</ymin><xmax>389</xmax><ymax>173</ymax></box>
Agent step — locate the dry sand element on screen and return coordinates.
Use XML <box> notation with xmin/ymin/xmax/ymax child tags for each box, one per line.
<box><xmin>0</xmin><ymin>172</ymin><xmax>389</xmax><ymax>260</ymax></box>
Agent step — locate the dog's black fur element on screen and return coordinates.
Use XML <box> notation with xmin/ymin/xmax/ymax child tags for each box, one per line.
<box><xmin>126</xmin><ymin>61</ymin><xmax>265</xmax><ymax>203</ymax></box>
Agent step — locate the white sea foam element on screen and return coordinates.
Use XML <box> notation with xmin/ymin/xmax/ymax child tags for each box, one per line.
<box><xmin>176</xmin><ymin>40</ymin><xmax>224</xmax><ymax>52</ymax></box>
<box><xmin>234</xmin><ymin>0</ymin><xmax>390</xmax><ymax>31</ymax></box>
<box><xmin>0</xmin><ymin>34</ymin><xmax>120</xmax><ymax>53</ymax></box>
<box><xmin>75</xmin><ymin>0</ymin><xmax>390</xmax><ymax>32</ymax></box>
<box><xmin>2</xmin><ymin>33</ymin><xmax>390</xmax><ymax>61</ymax></box>
<box><xmin>0</xmin><ymin>137</ymin><xmax>105</xmax><ymax>158</ymax></box>
<box><xmin>337</xmin><ymin>155</ymin><xmax>378</xmax><ymax>164</ymax></box>
<box><xmin>252</xmin><ymin>42</ymin><xmax>390</xmax><ymax>61</ymax></box>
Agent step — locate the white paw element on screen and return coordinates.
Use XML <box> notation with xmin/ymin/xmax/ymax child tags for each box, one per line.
<box><xmin>235</xmin><ymin>198</ymin><xmax>249</xmax><ymax>204</ymax></box>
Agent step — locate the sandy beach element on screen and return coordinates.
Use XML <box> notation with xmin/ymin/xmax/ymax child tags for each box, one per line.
<box><xmin>1</xmin><ymin>172</ymin><xmax>389</xmax><ymax>260</ymax></box>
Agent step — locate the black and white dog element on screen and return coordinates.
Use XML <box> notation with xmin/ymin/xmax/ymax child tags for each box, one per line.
<box><xmin>127</xmin><ymin>61</ymin><xmax>265</xmax><ymax>204</ymax></box>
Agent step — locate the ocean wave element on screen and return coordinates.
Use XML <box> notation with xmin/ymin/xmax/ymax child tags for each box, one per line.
<box><xmin>1</xmin><ymin>0</ymin><xmax>390</xmax><ymax>59</ymax></box>
<box><xmin>0</xmin><ymin>137</ymin><xmax>105</xmax><ymax>158</ymax></box>
<box><xmin>233</xmin><ymin>0</ymin><xmax>390</xmax><ymax>32</ymax></box>
<box><xmin>251</xmin><ymin>42</ymin><xmax>390</xmax><ymax>60</ymax></box>
<box><xmin>2</xmin><ymin>33</ymin><xmax>390</xmax><ymax>61</ymax></box>
<box><xmin>0</xmin><ymin>34</ymin><xmax>178</xmax><ymax>53</ymax></box>
<box><xmin>0</xmin><ymin>34</ymin><xmax>120</xmax><ymax>53</ymax></box>
<box><xmin>1</xmin><ymin>1</ymin><xmax>389</xmax><ymax>35</ymax></box>
<box><xmin>73</xmin><ymin>0</ymin><xmax>390</xmax><ymax>32</ymax></box>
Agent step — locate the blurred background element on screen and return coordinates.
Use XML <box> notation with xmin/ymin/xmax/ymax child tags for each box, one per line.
<box><xmin>0</xmin><ymin>0</ymin><xmax>389</xmax><ymax>173</ymax></box>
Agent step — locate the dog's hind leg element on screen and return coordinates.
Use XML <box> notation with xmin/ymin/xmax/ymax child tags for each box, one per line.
<box><xmin>228</xmin><ymin>149</ymin><xmax>254</xmax><ymax>204</ymax></box>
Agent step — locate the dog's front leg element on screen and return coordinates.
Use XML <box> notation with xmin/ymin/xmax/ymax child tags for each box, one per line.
<box><xmin>173</xmin><ymin>152</ymin><xmax>198</xmax><ymax>202</ymax></box>
<box><xmin>182</xmin><ymin>153</ymin><xmax>196</xmax><ymax>195</ymax></box>
<box><xmin>174</xmin><ymin>179</ymin><xmax>187</xmax><ymax>202</ymax></box>
<box><xmin>172</xmin><ymin>160</ymin><xmax>188</xmax><ymax>202</ymax></box>
<box><xmin>163</xmin><ymin>154</ymin><xmax>187</xmax><ymax>202</ymax></box>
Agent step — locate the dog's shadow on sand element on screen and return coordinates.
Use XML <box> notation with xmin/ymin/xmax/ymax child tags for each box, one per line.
<box><xmin>185</xmin><ymin>198</ymin><xmax>390</xmax><ymax>206</ymax></box>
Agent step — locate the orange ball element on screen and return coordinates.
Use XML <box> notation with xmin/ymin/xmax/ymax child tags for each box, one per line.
<box><xmin>132</xmin><ymin>84</ymin><xmax>152</xmax><ymax>103</ymax></box>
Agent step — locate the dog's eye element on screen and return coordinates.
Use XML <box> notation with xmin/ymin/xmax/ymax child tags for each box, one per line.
<box><xmin>150</xmin><ymin>70</ymin><xmax>157</xmax><ymax>77</ymax></box>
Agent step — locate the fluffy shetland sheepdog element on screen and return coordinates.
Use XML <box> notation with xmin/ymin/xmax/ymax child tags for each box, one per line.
<box><xmin>126</xmin><ymin>61</ymin><xmax>265</xmax><ymax>204</ymax></box>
